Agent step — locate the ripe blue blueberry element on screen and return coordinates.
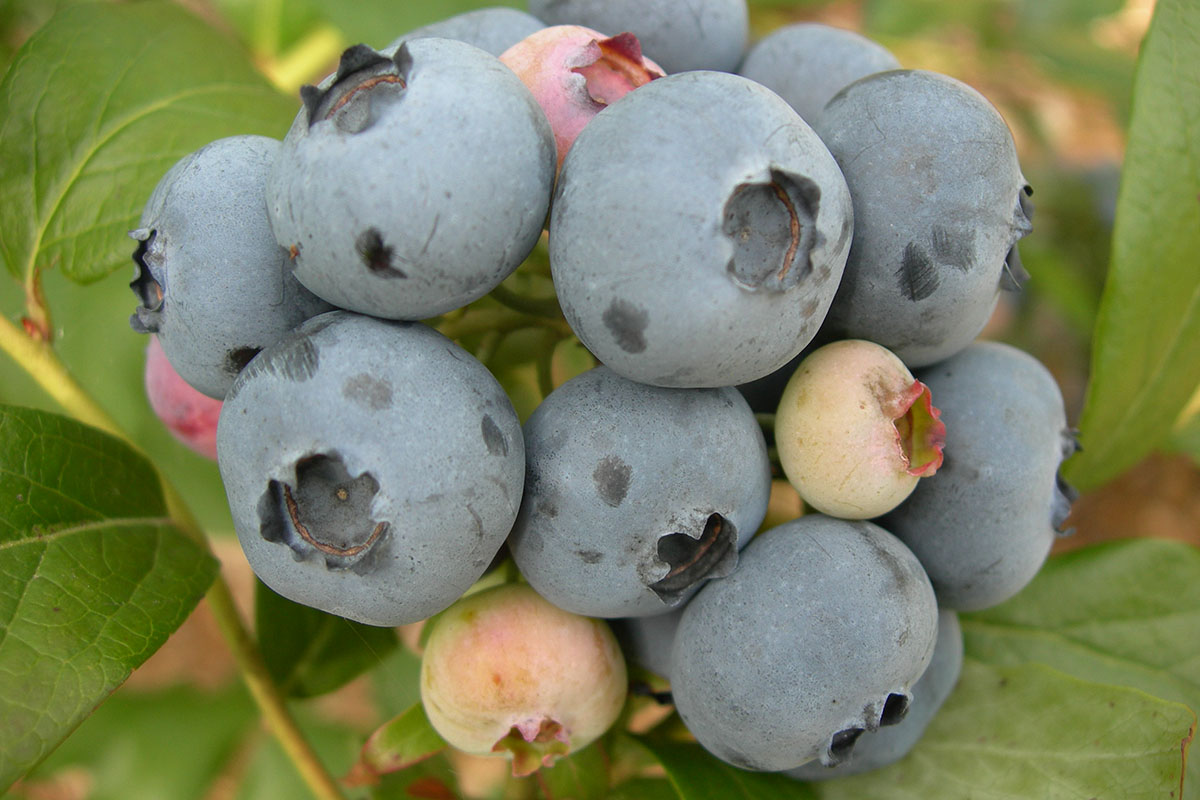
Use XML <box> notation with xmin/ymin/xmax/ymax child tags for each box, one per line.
<box><xmin>527</xmin><ymin>0</ymin><xmax>748</xmax><ymax>73</ymax></box>
<box><xmin>267</xmin><ymin>39</ymin><xmax>555</xmax><ymax>320</ymax></box>
<box><xmin>129</xmin><ymin>135</ymin><xmax>332</xmax><ymax>399</ymax></box>
<box><xmin>787</xmin><ymin>608</ymin><xmax>963</xmax><ymax>779</ymax></box>
<box><xmin>385</xmin><ymin>7</ymin><xmax>545</xmax><ymax>57</ymax></box>
<box><xmin>879</xmin><ymin>342</ymin><xmax>1077</xmax><ymax>611</ymax></box>
<box><xmin>611</xmin><ymin>606</ymin><xmax>683</xmax><ymax>681</ymax></box>
<box><xmin>217</xmin><ymin>310</ymin><xmax>525</xmax><ymax>626</ymax></box>
<box><xmin>738</xmin><ymin>23</ymin><xmax>900</xmax><ymax>124</ymax></box>
<box><xmin>508</xmin><ymin>366</ymin><xmax>771</xmax><ymax>618</ymax></box>
<box><xmin>669</xmin><ymin>514</ymin><xmax>938</xmax><ymax>771</ymax></box>
<box><xmin>549</xmin><ymin>70</ymin><xmax>853</xmax><ymax>388</ymax></box>
<box><xmin>812</xmin><ymin>70</ymin><xmax>1033</xmax><ymax>367</ymax></box>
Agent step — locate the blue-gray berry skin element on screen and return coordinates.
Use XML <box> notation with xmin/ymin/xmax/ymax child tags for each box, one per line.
<box><xmin>813</xmin><ymin>70</ymin><xmax>1032</xmax><ymax>367</ymax></box>
<box><xmin>670</xmin><ymin>514</ymin><xmax>938</xmax><ymax>771</ymax></box>
<box><xmin>129</xmin><ymin>135</ymin><xmax>332</xmax><ymax>399</ymax></box>
<box><xmin>508</xmin><ymin>366</ymin><xmax>771</xmax><ymax>618</ymax></box>
<box><xmin>550</xmin><ymin>71</ymin><xmax>853</xmax><ymax>388</ymax></box>
<box><xmin>527</xmin><ymin>0</ymin><xmax>747</xmax><ymax>73</ymax></box>
<box><xmin>267</xmin><ymin>40</ymin><xmax>555</xmax><ymax>320</ymax></box>
<box><xmin>384</xmin><ymin>8</ymin><xmax>544</xmax><ymax>57</ymax></box>
<box><xmin>880</xmin><ymin>342</ymin><xmax>1077</xmax><ymax>612</ymax></box>
<box><xmin>217</xmin><ymin>310</ymin><xmax>525</xmax><ymax>626</ymax></box>
<box><xmin>738</xmin><ymin>23</ymin><xmax>899</xmax><ymax>125</ymax></box>
<box><xmin>787</xmin><ymin>609</ymin><xmax>963</xmax><ymax>780</ymax></box>
<box><xmin>612</xmin><ymin>606</ymin><xmax>684</xmax><ymax>680</ymax></box>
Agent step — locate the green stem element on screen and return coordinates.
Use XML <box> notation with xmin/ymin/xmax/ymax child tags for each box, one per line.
<box><xmin>436</xmin><ymin>308</ymin><xmax>571</xmax><ymax>341</ymax></box>
<box><xmin>0</xmin><ymin>314</ymin><xmax>119</xmax><ymax>437</ymax></box>
<box><xmin>0</xmin><ymin>313</ymin><xmax>347</xmax><ymax>800</ymax></box>
<box><xmin>489</xmin><ymin>283</ymin><xmax>563</xmax><ymax>320</ymax></box>
<box><xmin>474</xmin><ymin>329</ymin><xmax>504</xmax><ymax>368</ymax></box>
<box><xmin>207</xmin><ymin>580</ymin><xmax>346</xmax><ymax>800</ymax></box>
<box><xmin>535</xmin><ymin>329</ymin><xmax>557</xmax><ymax>401</ymax></box>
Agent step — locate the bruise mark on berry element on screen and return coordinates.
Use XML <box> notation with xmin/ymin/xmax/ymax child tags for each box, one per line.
<box><xmin>931</xmin><ymin>225</ymin><xmax>973</xmax><ymax>272</ymax></box>
<box><xmin>342</xmin><ymin>373</ymin><xmax>394</xmax><ymax>410</ymax></box>
<box><xmin>602</xmin><ymin>298</ymin><xmax>648</xmax><ymax>353</ymax></box>
<box><xmin>357</xmin><ymin>228</ymin><xmax>407</xmax><ymax>278</ymax></box>
<box><xmin>237</xmin><ymin>331</ymin><xmax>319</xmax><ymax>390</ymax></box>
<box><xmin>593</xmin><ymin>455</ymin><xmax>632</xmax><ymax>507</ymax></box>
<box><xmin>857</xmin><ymin>522</ymin><xmax>913</xmax><ymax>594</ymax></box>
<box><xmin>481</xmin><ymin>414</ymin><xmax>509</xmax><ymax>457</ymax></box>
<box><xmin>897</xmin><ymin>242</ymin><xmax>938</xmax><ymax>301</ymax></box>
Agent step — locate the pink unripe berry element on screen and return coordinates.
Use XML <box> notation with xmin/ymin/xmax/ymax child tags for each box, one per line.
<box><xmin>775</xmin><ymin>339</ymin><xmax>945</xmax><ymax>519</ymax></box>
<box><xmin>144</xmin><ymin>335</ymin><xmax>221</xmax><ymax>460</ymax></box>
<box><xmin>420</xmin><ymin>583</ymin><xmax>627</xmax><ymax>776</ymax></box>
<box><xmin>500</xmin><ymin>25</ymin><xmax>664</xmax><ymax>167</ymax></box>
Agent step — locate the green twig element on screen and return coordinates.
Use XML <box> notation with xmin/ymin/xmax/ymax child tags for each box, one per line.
<box><xmin>0</xmin><ymin>313</ymin><xmax>347</xmax><ymax>800</ymax></box>
<box><xmin>436</xmin><ymin>308</ymin><xmax>571</xmax><ymax>341</ymax></box>
<box><xmin>489</xmin><ymin>283</ymin><xmax>563</xmax><ymax>320</ymax></box>
<box><xmin>535</xmin><ymin>329</ymin><xmax>557</xmax><ymax>400</ymax></box>
<box><xmin>474</xmin><ymin>329</ymin><xmax>504</xmax><ymax>367</ymax></box>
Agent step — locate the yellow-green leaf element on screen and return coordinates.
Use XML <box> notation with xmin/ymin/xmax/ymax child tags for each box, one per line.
<box><xmin>1064</xmin><ymin>0</ymin><xmax>1200</xmax><ymax>489</ymax></box>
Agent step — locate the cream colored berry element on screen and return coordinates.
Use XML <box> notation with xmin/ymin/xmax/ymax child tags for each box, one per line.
<box><xmin>775</xmin><ymin>339</ymin><xmax>944</xmax><ymax>518</ymax></box>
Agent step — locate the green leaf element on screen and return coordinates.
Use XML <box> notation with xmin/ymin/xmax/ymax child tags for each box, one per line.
<box><xmin>255</xmin><ymin>579</ymin><xmax>398</xmax><ymax>698</ymax></box>
<box><xmin>532</xmin><ymin>741</ymin><xmax>610</xmax><ymax>800</ymax></box>
<box><xmin>0</xmin><ymin>2</ymin><xmax>295</xmax><ymax>285</ymax></box>
<box><xmin>351</xmin><ymin>702</ymin><xmax>445</xmax><ymax>784</ymax></box>
<box><xmin>964</xmin><ymin>539</ymin><xmax>1200</xmax><ymax>712</ymax></box>
<box><xmin>0</xmin><ymin>405</ymin><xmax>217</xmax><ymax>790</ymax></box>
<box><xmin>370</xmin><ymin>642</ymin><xmax>424</xmax><ymax>720</ymax></box>
<box><xmin>21</xmin><ymin>684</ymin><xmax>257</xmax><ymax>800</ymax></box>
<box><xmin>369</xmin><ymin>752</ymin><xmax>460</xmax><ymax>800</ymax></box>
<box><xmin>1063</xmin><ymin>0</ymin><xmax>1200</xmax><ymax>490</ymax></box>
<box><xmin>606</xmin><ymin>778</ymin><xmax>682</xmax><ymax>800</ymax></box>
<box><xmin>630</xmin><ymin>736</ymin><xmax>817</xmax><ymax>800</ymax></box>
<box><xmin>210</xmin><ymin>0</ymin><xmax>325</xmax><ymax>58</ymax></box>
<box><xmin>962</xmin><ymin>538</ymin><xmax>1200</xmax><ymax>795</ymax></box>
<box><xmin>808</xmin><ymin>660</ymin><xmax>1195</xmax><ymax>800</ymax></box>
<box><xmin>1170</xmin><ymin>409</ymin><xmax>1200</xmax><ymax>465</ymax></box>
<box><xmin>550</xmin><ymin>337</ymin><xmax>597</xmax><ymax>389</ymax></box>
<box><xmin>1016</xmin><ymin>0</ymin><xmax>1125</xmax><ymax>28</ymax></box>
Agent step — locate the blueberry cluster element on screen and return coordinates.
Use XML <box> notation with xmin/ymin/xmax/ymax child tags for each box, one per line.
<box><xmin>129</xmin><ymin>1</ymin><xmax>1077</xmax><ymax>779</ymax></box>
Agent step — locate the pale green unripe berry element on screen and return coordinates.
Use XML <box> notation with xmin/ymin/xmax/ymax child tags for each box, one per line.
<box><xmin>420</xmin><ymin>584</ymin><xmax>627</xmax><ymax>776</ymax></box>
<box><xmin>775</xmin><ymin>339</ymin><xmax>945</xmax><ymax>518</ymax></box>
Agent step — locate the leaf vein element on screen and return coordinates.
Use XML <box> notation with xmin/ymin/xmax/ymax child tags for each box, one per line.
<box><xmin>0</xmin><ymin>516</ymin><xmax>175</xmax><ymax>551</ymax></box>
<box><xmin>25</xmin><ymin>82</ymin><xmax>280</xmax><ymax>281</ymax></box>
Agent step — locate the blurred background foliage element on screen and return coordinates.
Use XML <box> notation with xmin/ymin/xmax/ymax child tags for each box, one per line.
<box><xmin>2</xmin><ymin>0</ymin><xmax>1196</xmax><ymax>797</ymax></box>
